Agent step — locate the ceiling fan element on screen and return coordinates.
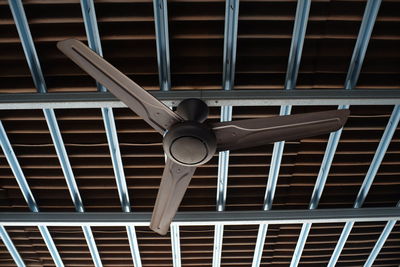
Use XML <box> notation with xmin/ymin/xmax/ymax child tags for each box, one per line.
<box><xmin>57</xmin><ymin>39</ymin><xmax>350</xmax><ymax>235</ymax></box>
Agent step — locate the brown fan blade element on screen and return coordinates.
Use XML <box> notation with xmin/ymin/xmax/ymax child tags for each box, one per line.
<box><xmin>57</xmin><ymin>39</ymin><xmax>182</xmax><ymax>134</ymax></box>
<box><xmin>212</xmin><ymin>109</ymin><xmax>350</xmax><ymax>151</ymax></box>
<box><xmin>150</xmin><ymin>157</ymin><xmax>197</xmax><ymax>235</ymax></box>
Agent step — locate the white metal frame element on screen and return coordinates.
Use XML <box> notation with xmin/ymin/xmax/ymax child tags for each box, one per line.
<box><xmin>1</xmin><ymin>90</ymin><xmax>399</xmax><ymax>110</ymax></box>
<box><xmin>290</xmin><ymin>1</ymin><xmax>383</xmax><ymax>266</ymax></box>
<box><xmin>1</xmin><ymin>0</ymin><xmax>399</xmax><ymax>266</ymax></box>
<box><xmin>79</xmin><ymin>0</ymin><xmax>142</xmax><ymax>266</ymax></box>
<box><xmin>213</xmin><ymin>0</ymin><xmax>239</xmax><ymax>265</ymax></box>
<box><xmin>1</xmin><ymin>208</ymin><xmax>399</xmax><ymax>226</ymax></box>
<box><xmin>7</xmin><ymin>0</ymin><xmax>100</xmax><ymax>266</ymax></box>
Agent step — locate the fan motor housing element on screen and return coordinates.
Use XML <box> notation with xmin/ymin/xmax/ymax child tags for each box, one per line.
<box><xmin>163</xmin><ymin>122</ymin><xmax>217</xmax><ymax>166</ymax></box>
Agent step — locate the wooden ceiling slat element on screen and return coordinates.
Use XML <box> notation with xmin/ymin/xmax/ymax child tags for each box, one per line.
<box><xmin>0</xmin><ymin>0</ymin><xmax>399</xmax><ymax>266</ymax></box>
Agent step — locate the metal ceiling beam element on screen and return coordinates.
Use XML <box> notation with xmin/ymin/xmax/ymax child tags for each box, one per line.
<box><xmin>79</xmin><ymin>1</ymin><xmax>142</xmax><ymax>266</ymax></box>
<box><xmin>44</xmin><ymin>109</ymin><xmax>103</xmax><ymax>267</ymax></box>
<box><xmin>212</xmin><ymin>223</ymin><xmax>224</xmax><ymax>267</ymax></box>
<box><xmin>152</xmin><ymin>1</ymin><xmax>180</xmax><ymax>263</ymax></box>
<box><xmin>289</xmin><ymin>126</ymin><xmax>344</xmax><ymax>267</ymax></box>
<box><xmin>252</xmin><ymin>1</ymin><xmax>310</xmax><ymax>266</ymax></box>
<box><xmin>344</xmin><ymin>1</ymin><xmax>382</xmax><ymax>91</ymax></box>
<box><xmin>7</xmin><ymin>0</ymin><xmax>45</xmax><ymax>93</ymax></box>
<box><xmin>80</xmin><ymin>0</ymin><xmax>102</xmax><ymax>61</ymax></box>
<box><xmin>153</xmin><ymin>0</ymin><xmax>182</xmax><ymax>261</ymax></box>
<box><xmin>0</xmin><ymin>121</ymin><xmax>63</xmax><ymax>267</ymax></box>
<box><xmin>222</xmin><ymin>0</ymin><xmax>239</xmax><ymax>92</ymax></box>
<box><xmin>327</xmin><ymin>104</ymin><xmax>399</xmax><ymax>267</ymax></box>
<box><xmin>9</xmin><ymin>0</ymin><xmax>103</xmax><ymax>265</ymax></box>
<box><xmin>1</xmin><ymin>208</ymin><xmax>400</xmax><ymax>226</ymax></box>
<box><xmin>289</xmin><ymin>1</ymin><xmax>382</xmax><ymax>266</ymax></box>
<box><xmin>364</xmin><ymin>200</ymin><xmax>400</xmax><ymax>267</ymax></box>
<box><xmin>216</xmin><ymin>106</ymin><xmax>232</xmax><ymax>213</ymax></box>
<box><xmin>153</xmin><ymin>0</ymin><xmax>171</xmax><ymax>91</ymax></box>
<box><xmin>214</xmin><ymin>0</ymin><xmax>239</xmax><ymax>265</ymax></box>
<box><xmin>284</xmin><ymin>0</ymin><xmax>310</xmax><ymax>91</ymax></box>
<box><xmin>170</xmin><ymin>225</ymin><xmax>182</xmax><ymax>267</ymax></box>
<box><xmin>101</xmin><ymin>109</ymin><xmax>142</xmax><ymax>267</ymax></box>
<box><xmin>0</xmin><ymin>226</ymin><xmax>25</xmax><ymax>267</ymax></box>
<box><xmin>214</xmin><ymin>112</ymin><xmax>231</xmax><ymax>266</ymax></box>
<box><xmin>7</xmin><ymin>1</ymin><xmax>69</xmax><ymax>266</ymax></box>
<box><xmin>1</xmin><ymin>90</ymin><xmax>399</xmax><ymax>110</ymax></box>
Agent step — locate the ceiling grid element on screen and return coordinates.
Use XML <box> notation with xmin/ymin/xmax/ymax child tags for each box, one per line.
<box><xmin>327</xmin><ymin>105</ymin><xmax>400</xmax><ymax>266</ymax></box>
<box><xmin>290</xmin><ymin>0</ymin><xmax>382</xmax><ymax>266</ymax></box>
<box><xmin>7</xmin><ymin>0</ymin><xmax>103</xmax><ymax>266</ymax></box>
<box><xmin>79</xmin><ymin>0</ymin><xmax>143</xmax><ymax>265</ymax></box>
<box><xmin>0</xmin><ymin>121</ymin><xmax>63</xmax><ymax>266</ymax></box>
<box><xmin>213</xmin><ymin>0</ymin><xmax>238</xmax><ymax>265</ymax></box>
<box><xmin>252</xmin><ymin>1</ymin><xmax>310</xmax><ymax>266</ymax></box>
<box><xmin>0</xmin><ymin>0</ymin><xmax>399</xmax><ymax>266</ymax></box>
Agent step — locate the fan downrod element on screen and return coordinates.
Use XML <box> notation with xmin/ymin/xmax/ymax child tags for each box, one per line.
<box><xmin>175</xmin><ymin>98</ymin><xmax>209</xmax><ymax>123</ymax></box>
<box><xmin>163</xmin><ymin>99</ymin><xmax>217</xmax><ymax>166</ymax></box>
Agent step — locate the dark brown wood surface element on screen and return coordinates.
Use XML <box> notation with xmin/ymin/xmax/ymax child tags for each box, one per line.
<box><xmin>0</xmin><ymin>0</ymin><xmax>399</xmax><ymax>266</ymax></box>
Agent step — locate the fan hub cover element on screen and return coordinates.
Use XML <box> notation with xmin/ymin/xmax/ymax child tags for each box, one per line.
<box><xmin>163</xmin><ymin>122</ymin><xmax>217</xmax><ymax>166</ymax></box>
